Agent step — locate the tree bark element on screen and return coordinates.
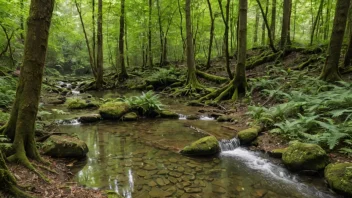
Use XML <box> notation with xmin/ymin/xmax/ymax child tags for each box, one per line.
<box><xmin>206</xmin><ymin>0</ymin><xmax>215</xmax><ymax>69</ymax></box>
<box><xmin>92</xmin><ymin>0</ymin><xmax>96</xmax><ymax>70</ymax></box>
<box><xmin>256</xmin><ymin>0</ymin><xmax>277</xmax><ymax>52</ymax></box>
<box><xmin>320</xmin><ymin>0</ymin><xmax>351</xmax><ymax>81</ymax></box>
<box><xmin>96</xmin><ymin>0</ymin><xmax>103</xmax><ymax>89</ymax></box>
<box><xmin>148</xmin><ymin>0</ymin><xmax>153</xmax><ymax>68</ymax></box>
<box><xmin>254</xmin><ymin>6</ymin><xmax>259</xmax><ymax>45</ymax></box>
<box><xmin>271</xmin><ymin>0</ymin><xmax>276</xmax><ymax>42</ymax></box>
<box><xmin>2</xmin><ymin>0</ymin><xmax>55</xmax><ymax>175</ymax></box>
<box><xmin>118</xmin><ymin>0</ymin><xmax>128</xmax><ymax>81</ymax></box>
<box><xmin>343</xmin><ymin>3</ymin><xmax>352</xmax><ymax>67</ymax></box>
<box><xmin>280</xmin><ymin>0</ymin><xmax>292</xmax><ymax>49</ymax></box>
<box><xmin>310</xmin><ymin>0</ymin><xmax>325</xmax><ymax>45</ymax></box>
<box><xmin>185</xmin><ymin>0</ymin><xmax>202</xmax><ymax>88</ymax></box>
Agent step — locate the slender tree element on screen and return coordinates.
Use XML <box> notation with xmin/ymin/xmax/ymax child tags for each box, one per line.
<box><xmin>148</xmin><ymin>0</ymin><xmax>153</xmax><ymax>68</ymax></box>
<box><xmin>206</xmin><ymin>0</ymin><xmax>215</xmax><ymax>69</ymax></box>
<box><xmin>0</xmin><ymin>0</ymin><xmax>55</xmax><ymax>178</ymax></box>
<box><xmin>320</xmin><ymin>0</ymin><xmax>351</xmax><ymax>81</ymax></box>
<box><xmin>343</xmin><ymin>3</ymin><xmax>352</xmax><ymax>67</ymax></box>
<box><xmin>254</xmin><ymin>6</ymin><xmax>259</xmax><ymax>45</ymax></box>
<box><xmin>118</xmin><ymin>0</ymin><xmax>128</xmax><ymax>81</ymax></box>
<box><xmin>96</xmin><ymin>0</ymin><xmax>103</xmax><ymax>89</ymax></box>
<box><xmin>310</xmin><ymin>0</ymin><xmax>325</xmax><ymax>45</ymax></box>
<box><xmin>271</xmin><ymin>0</ymin><xmax>276</xmax><ymax>42</ymax></box>
<box><xmin>256</xmin><ymin>0</ymin><xmax>277</xmax><ymax>52</ymax></box>
<box><xmin>280</xmin><ymin>0</ymin><xmax>291</xmax><ymax>49</ymax></box>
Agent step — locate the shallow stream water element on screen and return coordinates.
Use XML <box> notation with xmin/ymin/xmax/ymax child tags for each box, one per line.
<box><xmin>46</xmin><ymin>89</ymin><xmax>340</xmax><ymax>198</ymax></box>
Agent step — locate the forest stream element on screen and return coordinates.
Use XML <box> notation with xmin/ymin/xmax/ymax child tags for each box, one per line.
<box><xmin>43</xmin><ymin>88</ymin><xmax>340</xmax><ymax>198</ymax></box>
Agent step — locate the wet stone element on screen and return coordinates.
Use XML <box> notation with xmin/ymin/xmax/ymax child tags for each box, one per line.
<box><xmin>136</xmin><ymin>170</ymin><xmax>148</xmax><ymax>177</ymax></box>
<box><xmin>176</xmin><ymin>166</ymin><xmax>185</xmax><ymax>172</ymax></box>
<box><xmin>168</xmin><ymin>176</ymin><xmax>177</xmax><ymax>184</ymax></box>
<box><xmin>169</xmin><ymin>171</ymin><xmax>182</xmax><ymax>178</ymax></box>
<box><xmin>169</xmin><ymin>158</ymin><xmax>178</xmax><ymax>163</ymax></box>
<box><xmin>156</xmin><ymin>178</ymin><xmax>166</xmax><ymax>186</ymax></box>
<box><xmin>212</xmin><ymin>186</ymin><xmax>227</xmax><ymax>194</ymax></box>
<box><xmin>186</xmin><ymin>163</ymin><xmax>197</xmax><ymax>168</ymax></box>
<box><xmin>184</xmin><ymin>187</ymin><xmax>202</xmax><ymax>193</ymax></box>
<box><xmin>148</xmin><ymin>188</ymin><xmax>168</xmax><ymax>197</ymax></box>
<box><xmin>144</xmin><ymin>164</ymin><xmax>158</xmax><ymax>170</ymax></box>
<box><xmin>157</xmin><ymin>169</ymin><xmax>169</xmax><ymax>175</ymax></box>
<box><xmin>148</xmin><ymin>180</ymin><xmax>157</xmax><ymax>187</ymax></box>
<box><xmin>165</xmin><ymin>186</ymin><xmax>177</xmax><ymax>196</ymax></box>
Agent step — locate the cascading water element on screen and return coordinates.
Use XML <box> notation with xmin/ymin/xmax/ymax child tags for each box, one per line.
<box><xmin>218</xmin><ymin>138</ymin><xmax>338</xmax><ymax>198</ymax></box>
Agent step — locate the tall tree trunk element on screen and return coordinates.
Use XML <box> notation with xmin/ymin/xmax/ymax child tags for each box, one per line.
<box><xmin>320</xmin><ymin>0</ymin><xmax>351</xmax><ymax>81</ymax></box>
<box><xmin>310</xmin><ymin>0</ymin><xmax>325</xmax><ymax>45</ymax></box>
<box><xmin>261</xmin><ymin>0</ymin><xmax>269</xmax><ymax>46</ymax></box>
<box><xmin>256</xmin><ymin>0</ymin><xmax>277</xmax><ymax>52</ymax></box>
<box><xmin>293</xmin><ymin>0</ymin><xmax>297</xmax><ymax>41</ymax></box>
<box><xmin>156</xmin><ymin>0</ymin><xmax>164</xmax><ymax>66</ymax></box>
<box><xmin>254</xmin><ymin>6</ymin><xmax>259</xmax><ymax>45</ymax></box>
<box><xmin>324</xmin><ymin>0</ymin><xmax>331</xmax><ymax>40</ymax></box>
<box><xmin>177</xmin><ymin>0</ymin><xmax>185</xmax><ymax>61</ymax></box>
<box><xmin>1</xmin><ymin>0</ymin><xmax>55</xmax><ymax>176</ymax></box>
<box><xmin>148</xmin><ymin>0</ymin><xmax>153</xmax><ymax>68</ymax></box>
<box><xmin>185</xmin><ymin>0</ymin><xmax>202</xmax><ymax>88</ymax></box>
<box><xmin>280</xmin><ymin>0</ymin><xmax>291</xmax><ymax>49</ymax></box>
<box><xmin>206</xmin><ymin>0</ymin><xmax>215</xmax><ymax>69</ymax></box>
<box><xmin>19</xmin><ymin>0</ymin><xmax>25</xmax><ymax>44</ymax></box>
<box><xmin>96</xmin><ymin>0</ymin><xmax>103</xmax><ymax>89</ymax></box>
<box><xmin>218</xmin><ymin>0</ymin><xmax>233</xmax><ymax>79</ymax></box>
<box><xmin>271</xmin><ymin>0</ymin><xmax>276</xmax><ymax>42</ymax></box>
<box><xmin>92</xmin><ymin>0</ymin><xmax>96</xmax><ymax>70</ymax></box>
<box><xmin>74</xmin><ymin>0</ymin><xmax>97</xmax><ymax>78</ymax></box>
<box><xmin>343</xmin><ymin>3</ymin><xmax>352</xmax><ymax>67</ymax></box>
<box><xmin>118</xmin><ymin>0</ymin><xmax>128</xmax><ymax>81</ymax></box>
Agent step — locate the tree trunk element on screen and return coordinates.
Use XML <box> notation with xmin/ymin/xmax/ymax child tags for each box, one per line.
<box><xmin>156</xmin><ymin>0</ymin><xmax>164</xmax><ymax>66</ymax></box>
<box><xmin>280</xmin><ymin>0</ymin><xmax>291</xmax><ymax>49</ymax></box>
<box><xmin>74</xmin><ymin>0</ymin><xmax>97</xmax><ymax>78</ymax></box>
<box><xmin>206</xmin><ymin>0</ymin><xmax>215</xmax><ymax>69</ymax></box>
<box><xmin>320</xmin><ymin>0</ymin><xmax>351</xmax><ymax>81</ymax></box>
<box><xmin>185</xmin><ymin>0</ymin><xmax>201</xmax><ymax>88</ymax></box>
<box><xmin>2</xmin><ymin>0</ymin><xmax>55</xmax><ymax>175</ymax></box>
<box><xmin>96</xmin><ymin>0</ymin><xmax>103</xmax><ymax>89</ymax></box>
<box><xmin>92</xmin><ymin>0</ymin><xmax>96</xmax><ymax>70</ymax></box>
<box><xmin>177</xmin><ymin>0</ymin><xmax>185</xmax><ymax>61</ymax></box>
<box><xmin>310</xmin><ymin>0</ymin><xmax>325</xmax><ymax>45</ymax></box>
<box><xmin>254</xmin><ymin>6</ymin><xmax>259</xmax><ymax>45</ymax></box>
<box><xmin>148</xmin><ymin>0</ymin><xmax>153</xmax><ymax>68</ymax></box>
<box><xmin>324</xmin><ymin>0</ymin><xmax>331</xmax><ymax>40</ymax></box>
<box><xmin>118</xmin><ymin>0</ymin><xmax>128</xmax><ymax>81</ymax></box>
<box><xmin>343</xmin><ymin>3</ymin><xmax>352</xmax><ymax>67</ymax></box>
<box><xmin>218</xmin><ymin>0</ymin><xmax>233</xmax><ymax>79</ymax></box>
<box><xmin>261</xmin><ymin>0</ymin><xmax>269</xmax><ymax>46</ymax></box>
<box><xmin>256</xmin><ymin>0</ymin><xmax>277</xmax><ymax>52</ymax></box>
<box><xmin>271</xmin><ymin>0</ymin><xmax>276</xmax><ymax>42</ymax></box>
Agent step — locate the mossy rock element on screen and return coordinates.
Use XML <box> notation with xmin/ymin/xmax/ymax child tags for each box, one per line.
<box><xmin>180</xmin><ymin>136</ymin><xmax>220</xmax><ymax>156</ymax></box>
<box><xmin>66</xmin><ymin>98</ymin><xmax>99</xmax><ymax>110</ymax></box>
<box><xmin>186</xmin><ymin>115</ymin><xmax>200</xmax><ymax>120</ymax></box>
<box><xmin>78</xmin><ymin>114</ymin><xmax>101</xmax><ymax>123</ymax></box>
<box><xmin>99</xmin><ymin>102</ymin><xmax>130</xmax><ymax>120</ymax></box>
<box><xmin>42</xmin><ymin>135</ymin><xmax>88</xmax><ymax>158</ymax></box>
<box><xmin>121</xmin><ymin>112</ymin><xmax>138</xmax><ymax>121</ymax></box>
<box><xmin>0</xmin><ymin>143</ymin><xmax>14</xmax><ymax>157</ymax></box>
<box><xmin>104</xmin><ymin>190</ymin><xmax>124</xmax><ymax>198</ymax></box>
<box><xmin>282</xmin><ymin>142</ymin><xmax>328</xmax><ymax>171</ymax></box>
<box><xmin>269</xmin><ymin>148</ymin><xmax>288</xmax><ymax>158</ymax></box>
<box><xmin>46</xmin><ymin>96</ymin><xmax>66</xmax><ymax>105</ymax></box>
<box><xmin>157</xmin><ymin>110</ymin><xmax>179</xmax><ymax>119</ymax></box>
<box><xmin>324</xmin><ymin>163</ymin><xmax>352</xmax><ymax>196</ymax></box>
<box><xmin>237</xmin><ymin>126</ymin><xmax>261</xmax><ymax>145</ymax></box>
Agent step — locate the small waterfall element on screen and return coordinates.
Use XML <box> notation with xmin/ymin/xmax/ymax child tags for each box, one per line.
<box><xmin>56</xmin><ymin>119</ymin><xmax>81</xmax><ymax>125</ymax></box>
<box><xmin>219</xmin><ymin>138</ymin><xmax>240</xmax><ymax>151</ymax></box>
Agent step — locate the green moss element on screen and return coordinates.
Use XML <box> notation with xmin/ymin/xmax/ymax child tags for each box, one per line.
<box><xmin>157</xmin><ymin>110</ymin><xmax>179</xmax><ymax>119</ymax></box>
<box><xmin>42</xmin><ymin>135</ymin><xmax>88</xmax><ymax>158</ymax></box>
<box><xmin>66</xmin><ymin>98</ymin><xmax>99</xmax><ymax>110</ymax></box>
<box><xmin>269</xmin><ymin>148</ymin><xmax>288</xmax><ymax>158</ymax></box>
<box><xmin>99</xmin><ymin>102</ymin><xmax>130</xmax><ymax>120</ymax></box>
<box><xmin>180</xmin><ymin>136</ymin><xmax>220</xmax><ymax>156</ymax></box>
<box><xmin>0</xmin><ymin>143</ymin><xmax>14</xmax><ymax>157</ymax></box>
<box><xmin>237</xmin><ymin>126</ymin><xmax>261</xmax><ymax>144</ymax></box>
<box><xmin>282</xmin><ymin>142</ymin><xmax>328</xmax><ymax>171</ymax></box>
<box><xmin>121</xmin><ymin>112</ymin><xmax>138</xmax><ymax>121</ymax></box>
<box><xmin>324</xmin><ymin>163</ymin><xmax>352</xmax><ymax>196</ymax></box>
<box><xmin>104</xmin><ymin>190</ymin><xmax>124</xmax><ymax>198</ymax></box>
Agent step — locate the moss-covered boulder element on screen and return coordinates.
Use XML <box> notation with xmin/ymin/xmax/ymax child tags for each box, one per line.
<box><xmin>324</xmin><ymin>163</ymin><xmax>352</xmax><ymax>196</ymax></box>
<box><xmin>42</xmin><ymin>135</ymin><xmax>88</xmax><ymax>158</ymax></box>
<box><xmin>269</xmin><ymin>148</ymin><xmax>288</xmax><ymax>158</ymax></box>
<box><xmin>66</xmin><ymin>98</ymin><xmax>98</xmax><ymax>110</ymax></box>
<box><xmin>157</xmin><ymin>110</ymin><xmax>179</xmax><ymax>119</ymax></box>
<box><xmin>180</xmin><ymin>136</ymin><xmax>220</xmax><ymax>156</ymax></box>
<box><xmin>78</xmin><ymin>114</ymin><xmax>101</xmax><ymax>123</ymax></box>
<box><xmin>237</xmin><ymin>126</ymin><xmax>261</xmax><ymax>145</ymax></box>
<box><xmin>99</xmin><ymin>102</ymin><xmax>130</xmax><ymax>120</ymax></box>
<box><xmin>282</xmin><ymin>141</ymin><xmax>328</xmax><ymax>171</ymax></box>
<box><xmin>121</xmin><ymin>112</ymin><xmax>138</xmax><ymax>121</ymax></box>
<box><xmin>217</xmin><ymin>115</ymin><xmax>237</xmax><ymax>122</ymax></box>
<box><xmin>186</xmin><ymin>115</ymin><xmax>200</xmax><ymax>120</ymax></box>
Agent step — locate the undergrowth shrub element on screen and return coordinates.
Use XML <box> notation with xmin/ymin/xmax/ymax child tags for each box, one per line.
<box><xmin>0</xmin><ymin>76</ymin><xmax>17</xmax><ymax>108</ymax></box>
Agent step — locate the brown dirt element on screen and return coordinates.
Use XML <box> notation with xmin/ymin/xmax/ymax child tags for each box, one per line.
<box><xmin>0</xmin><ymin>156</ymin><xmax>106</xmax><ymax>198</ymax></box>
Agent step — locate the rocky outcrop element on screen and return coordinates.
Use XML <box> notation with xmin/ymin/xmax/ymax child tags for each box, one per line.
<box><xmin>282</xmin><ymin>141</ymin><xmax>328</xmax><ymax>171</ymax></box>
<box><xmin>180</xmin><ymin>136</ymin><xmax>220</xmax><ymax>156</ymax></box>
<box><xmin>99</xmin><ymin>102</ymin><xmax>130</xmax><ymax>120</ymax></box>
<box><xmin>324</xmin><ymin>163</ymin><xmax>352</xmax><ymax>197</ymax></box>
<box><xmin>42</xmin><ymin>135</ymin><xmax>88</xmax><ymax>158</ymax></box>
<box><xmin>237</xmin><ymin>126</ymin><xmax>261</xmax><ymax>145</ymax></box>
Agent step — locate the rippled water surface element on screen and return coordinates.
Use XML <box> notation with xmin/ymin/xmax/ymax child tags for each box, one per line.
<box><xmin>49</xmin><ymin>90</ymin><xmax>340</xmax><ymax>198</ymax></box>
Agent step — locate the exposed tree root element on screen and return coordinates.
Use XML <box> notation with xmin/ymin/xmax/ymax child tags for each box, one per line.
<box><xmin>7</xmin><ymin>153</ymin><xmax>51</xmax><ymax>183</ymax></box>
<box><xmin>246</xmin><ymin>51</ymin><xmax>281</xmax><ymax>69</ymax></box>
<box><xmin>171</xmin><ymin>83</ymin><xmax>207</xmax><ymax>98</ymax></box>
<box><xmin>292</xmin><ymin>55</ymin><xmax>319</xmax><ymax>70</ymax></box>
<box><xmin>197</xmin><ymin>78</ymin><xmax>247</xmax><ymax>103</ymax></box>
<box><xmin>196</xmin><ymin>70</ymin><xmax>228</xmax><ymax>83</ymax></box>
<box><xmin>34</xmin><ymin>164</ymin><xmax>58</xmax><ymax>175</ymax></box>
<box><xmin>341</xmin><ymin>67</ymin><xmax>352</xmax><ymax>74</ymax></box>
<box><xmin>0</xmin><ymin>152</ymin><xmax>33</xmax><ymax>198</ymax></box>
